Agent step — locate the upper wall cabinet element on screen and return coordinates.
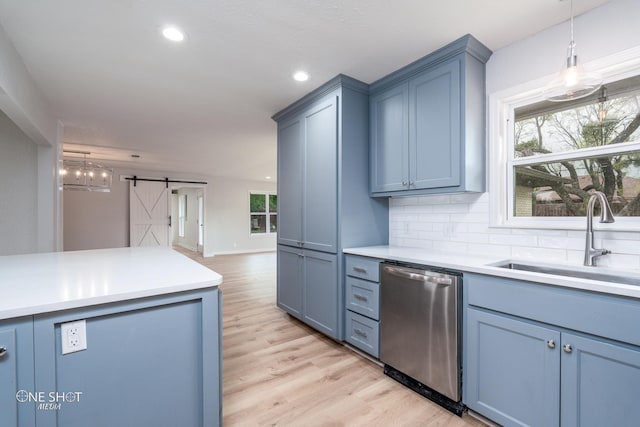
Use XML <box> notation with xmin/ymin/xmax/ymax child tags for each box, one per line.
<box><xmin>370</xmin><ymin>34</ymin><xmax>492</xmax><ymax>197</ymax></box>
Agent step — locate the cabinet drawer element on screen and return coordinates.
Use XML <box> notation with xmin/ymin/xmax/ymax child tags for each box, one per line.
<box><xmin>345</xmin><ymin>255</ymin><xmax>380</xmax><ymax>282</ymax></box>
<box><xmin>345</xmin><ymin>311</ymin><xmax>379</xmax><ymax>358</ymax></box>
<box><xmin>346</xmin><ymin>277</ymin><xmax>380</xmax><ymax>320</ymax></box>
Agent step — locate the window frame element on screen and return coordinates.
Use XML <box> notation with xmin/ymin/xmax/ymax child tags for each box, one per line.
<box><xmin>249</xmin><ymin>191</ymin><xmax>277</xmax><ymax>236</ymax></box>
<box><xmin>489</xmin><ymin>46</ymin><xmax>640</xmax><ymax>231</ymax></box>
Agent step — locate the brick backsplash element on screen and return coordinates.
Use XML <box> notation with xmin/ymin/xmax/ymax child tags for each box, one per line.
<box><xmin>389</xmin><ymin>193</ymin><xmax>640</xmax><ymax>270</ymax></box>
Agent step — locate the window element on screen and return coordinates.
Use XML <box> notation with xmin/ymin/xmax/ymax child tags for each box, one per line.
<box><xmin>489</xmin><ymin>49</ymin><xmax>640</xmax><ymax>230</ymax></box>
<box><xmin>513</xmin><ymin>76</ymin><xmax>640</xmax><ymax>218</ymax></box>
<box><xmin>250</xmin><ymin>193</ymin><xmax>277</xmax><ymax>235</ymax></box>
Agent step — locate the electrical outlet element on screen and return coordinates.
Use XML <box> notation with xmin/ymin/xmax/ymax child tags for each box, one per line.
<box><xmin>61</xmin><ymin>320</ymin><xmax>87</xmax><ymax>355</ymax></box>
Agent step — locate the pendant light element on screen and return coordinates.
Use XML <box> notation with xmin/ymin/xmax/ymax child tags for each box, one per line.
<box><xmin>62</xmin><ymin>151</ymin><xmax>113</xmax><ymax>192</ymax></box>
<box><xmin>543</xmin><ymin>0</ymin><xmax>602</xmax><ymax>102</ymax></box>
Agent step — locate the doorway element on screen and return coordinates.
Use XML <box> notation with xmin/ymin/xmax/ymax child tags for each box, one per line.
<box><xmin>170</xmin><ymin>185</ymin><xmax>206</xmax><ymax>254</ymax></box>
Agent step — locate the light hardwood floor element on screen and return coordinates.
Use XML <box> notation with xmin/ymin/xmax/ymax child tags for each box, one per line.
<box><xmin>176</xmin><ymin>248</ymin><xmax>486</xmax><ymax>427</ymax></box>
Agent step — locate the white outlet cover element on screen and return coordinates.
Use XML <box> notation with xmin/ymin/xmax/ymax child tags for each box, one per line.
<box><xmin>61</xmin><ymin>320</ymin><xmax>87</xmax><ymax>355</ymax></box>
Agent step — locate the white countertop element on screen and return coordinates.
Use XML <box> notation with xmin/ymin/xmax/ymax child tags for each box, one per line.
<box><xmin>344</xmin><ymin>246</ymin><xmax>640</xmax><ymax>300</ymax></box>
<box><xmin>0</xmin><ymin>247</ymin><xmax>222</xmax><ymax>320</ymax></box>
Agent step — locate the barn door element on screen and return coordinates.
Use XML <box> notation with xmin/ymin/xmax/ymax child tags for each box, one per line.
<box><xmin>129</xmin><ymin>180</ymin><xmax>170</xmax><ymax>247</ymax></box>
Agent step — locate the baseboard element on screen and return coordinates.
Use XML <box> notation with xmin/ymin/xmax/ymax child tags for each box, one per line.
<box><xmin>205</xmin><ymin>248</ymin><xmax>276</xmax><ymax>257</ymax></box>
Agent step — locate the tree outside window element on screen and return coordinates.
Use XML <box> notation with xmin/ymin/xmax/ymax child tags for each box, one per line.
<box><xmin>250</xmin><ymin>193</ymin><xmax>277</xmax><ymax>234</ymax></box>
<box><xmin>512</xmin><ymin>75</ymin><xmax>640</xmax><ymax>218</ymax></box>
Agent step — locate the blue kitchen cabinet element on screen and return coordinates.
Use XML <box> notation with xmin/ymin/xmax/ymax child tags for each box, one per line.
<box><xmin>464</xmin><ymin>273</ymin><xmax>640</xmax><ymax>427</ymax></box>
<box><xmin>343</xmin><ymin>255</ymin><xmax>381</xmax><ymax>357</ymax></box>
<box><xmin>0</xmin><ymin>289</ymin><xmax>222</xmax><ymax>427</ymax></box>
<box><xmin>277</xmin><ymin>245</ymin><xmax>338</xmax><ymax>338</ymax></box>
<box><xmin>273</xmin><ymin>75</ymin><xmax>389</xmax><ymax>341</ymax></box>
<box><xmin>276</xmin><ymin>115</ymin><xmax>303</xmax><ymax>248</ymax></box>
<box><xmin>0</xmin><ymin>317</ymin><xmax>35</xmax><ymax>427</ymax></box>
<box><xmin>277</xmin><ymin>244</ymin><xmax>304</xmax><ymax>319</ymax></box>
<box><xmin>302</xmin><ymin>96</ymin><xmax>338</xmax><ymax>253</ymax></box>
<box><xmin>561</xmin><ymin>333</ymin><xmax>640</xmax><ymax>427</ymax></box>
<box><xmin>466</xmin><ymin>308</ymin><xmax>560</xmax><ymax>427</ymax></box>
<box><xmin>369</xmin><ymin>34</ymin><xmax>491</xmax><ymax>196</ymax></box>
<box><xmin>303</xmin><ymin>250</ymin><xmax>338</xmax><ymax>337</ymax></box>
<box><xmin>370</xmin><ymin>83</ymin><xmax>409</xmax><ymax>193</ymax></box>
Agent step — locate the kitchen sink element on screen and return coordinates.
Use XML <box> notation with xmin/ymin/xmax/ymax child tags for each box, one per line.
<box><xmin>492</xmin><ymin>261</ymin><xmax>640</xmax><ymax>286</ymax></box>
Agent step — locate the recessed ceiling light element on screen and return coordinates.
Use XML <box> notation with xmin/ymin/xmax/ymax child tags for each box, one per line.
<box><xmin>162</xmin><ymin>26</ymin><xmax>185</xmax><ymax>42</ymax></box>
<box><xmin>265</xmin><ymin>176</ymin><xmax>272</xmax><ymax>180</ymax></box>
<box><xmin>293</xmin><ymin>71</ymin><xmax>309</xmax><ymax>82</ymax></box>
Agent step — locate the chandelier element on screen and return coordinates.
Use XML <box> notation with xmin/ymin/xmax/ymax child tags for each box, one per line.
<box><xmin>61</xmin><ymin>151</ymin><xmax>113</xmax><ymax>192</ymax></box>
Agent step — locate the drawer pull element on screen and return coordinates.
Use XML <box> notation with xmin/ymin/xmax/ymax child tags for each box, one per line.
<box><xmin>353</xmin><ymin>328</ymin><xmax>368</xmax><ymax>339</ymax></box>
<box><xmin>547</xmin><ymin>340</ymin><xmax>556</xmax><ymax>349</ymax></box>
<box><xmin>0</xmin><ymin>346</ymin><xmax>7</xmax><ymax>358</ymax></box>
<box><xmin>352</xmin><ymin>267</ymin><xmax>367</xmax><ymax>274</ymax></box>
<box><xmin>563</xmin><ymin>344</ymin><xmax>573</xmax><ymax>354</ymax></box>
<box><xmin>353</xmin><ymin>294</ymin><xmax>368</xmax><ymax>302</ymax></box>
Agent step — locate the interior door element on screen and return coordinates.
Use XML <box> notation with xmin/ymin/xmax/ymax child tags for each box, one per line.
<box><xmin>129</xmin><ymin>181</ymin><xmax>170</xmax><ymax>247</ymax></box>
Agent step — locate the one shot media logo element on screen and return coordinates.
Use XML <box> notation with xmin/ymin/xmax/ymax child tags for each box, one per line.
<box><xmin>16</xmin><ymin>390</ymin><xmax>83</xmax><ymax>411</ymax></box>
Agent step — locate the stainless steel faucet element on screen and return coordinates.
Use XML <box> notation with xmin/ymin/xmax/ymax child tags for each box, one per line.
<box><xmin>584</xmin><ymin>191</ymin><xmax>615</xmax><ymax>266</ymax></box>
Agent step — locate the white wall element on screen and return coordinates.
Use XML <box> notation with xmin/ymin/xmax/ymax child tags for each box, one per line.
<box><xmin>0</xmin><ymin>21</ymin><xmax>61</xmax><ymax>254</ymax></box>
<box><xmin>0</xmin><ymin>109</ymin><xmax>38</xmax><ymax>255</ymax></box>
<box><xmin>64</xmin><ymin>168</ymin><xmax>277</xmax><ymax>256</ymax></box>
<box><xmin>205</xmin><ymin>177</ymin><xmax>277</xmax><ymax>256</ymax></box>
<box><xmin>63</xmin><ymin>175</ymin><xmax>129</xmax><ymax>251</ymax></box>
<box><xmin>389</xmin><ymin>0</ymin><xmax>640</xmax><ymax>269</ymax></box>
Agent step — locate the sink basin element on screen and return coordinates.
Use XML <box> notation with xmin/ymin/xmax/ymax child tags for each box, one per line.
<box><xmin>492</xmin><ymin>261</ymin><xmax>640</xmax><ymax>286</ymax></box>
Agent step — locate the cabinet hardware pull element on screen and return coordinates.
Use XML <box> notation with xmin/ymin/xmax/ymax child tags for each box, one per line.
<box><xmin>0</xmin><ymin>346</ymin><xmax>7</xmax><ymax>358</ymax></box>
<box><xmin>402</xmin><ymin>180</ymin><xmax>408</xmax><ymax>186</ymax></box>
<box><xmin>563</xmin><ymin>344</ymin><xmax>573</xmax><ymax>354</ymax></box>
<box><xmin>353</xmin><ymin>294</ymin><xmax>368</xmax><ymax>302</ymax></box>
<box><xmin>547</xmin><ymin>340</ymin><xmax>556</xmax><ymax>349</ymax></box>
<box><xmin>354</xmin><ymin>329</ymin><xmax>368</xmax><ymax>339</ymax></box>
<box><xmin>353</xmin><ymin>267</ymin><xmax>367</xmax><ymax>274</ymax></box>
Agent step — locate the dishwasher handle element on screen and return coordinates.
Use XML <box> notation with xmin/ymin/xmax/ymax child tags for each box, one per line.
<box><xmin>383</xmin><ymin>265</ymin><xmax>454</xmax><ymax>286</ymax></box>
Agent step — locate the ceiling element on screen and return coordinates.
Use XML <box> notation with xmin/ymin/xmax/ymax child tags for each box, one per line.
<box><xmin>0</xmin><ymin>0</ymin><xmax>610</xmax><ymax>182</ymax></box>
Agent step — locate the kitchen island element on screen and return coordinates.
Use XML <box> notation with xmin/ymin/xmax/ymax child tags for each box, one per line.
<box><xmin>0</xmin><ymin>247</ymin><xmax>222</xmax><ymax>427</ymax></box>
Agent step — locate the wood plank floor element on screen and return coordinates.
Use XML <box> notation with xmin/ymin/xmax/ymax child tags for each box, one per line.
<box><xmin>175</xmin><ymin>248</ymin><xmax>486</xmax><ymax>427</ymax></box>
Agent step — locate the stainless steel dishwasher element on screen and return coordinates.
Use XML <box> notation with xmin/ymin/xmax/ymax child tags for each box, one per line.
<box><xmin>380</xmin><ymin>262</ymin><xmax>463</xmax><ymax>414</ymax></box>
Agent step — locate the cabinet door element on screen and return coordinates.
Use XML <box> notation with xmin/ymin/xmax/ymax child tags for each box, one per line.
<box><xmin>303</xmin><ymin>250</ymin><xmax>338</xmax><ymax>339</ymax></box>
<box><xmin>33</xmin><ymin>290</ymin><xmax>221</xmax><ymax>427</ymax></box>
<box><xmin>277</xmin><ymin>244</ymin><xmax>303</xmax><ymax>319</ymax></box>
<box><xmin>466</xmin><ymin>308</ymin><xmax>560</xmax><ymax>427</ymax></box>
<box><xmin>409</xmin><ymin>60</ymin><xmax>461</xmax><ymax>189</ymax></box>
<box><xmin>561</xmin><ymin>333</ymin><xmax>640</xmax><ymax>427</ymax></box>
<box><xmin>370</xmin><ymin>83</ymin><xmax>409</xmax><ymax>193</ymax></box>
<box><xmin>277</xmin><ymin>116</ymin><xmax>303</xmax><ymax>247</ymax></box>
<box><xmin>0</xmin><ymin>317</ymin><xmax>35</xmax><ymax>427</ymax></box>
<box><xmin>303</xmin><ymin>96</ymin><xmax>338</xmax><ymax>253</ymax></box>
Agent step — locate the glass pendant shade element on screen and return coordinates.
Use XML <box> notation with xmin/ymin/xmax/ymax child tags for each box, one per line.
<box><xmin>543</xmin><ymin>0</ymin><xmax>602</xmax><ymax>102</ymax></box>
<box><xmin>543</xmin><ymin>41</ymin><xmax>603</xmax><ymax>102</ymax></box>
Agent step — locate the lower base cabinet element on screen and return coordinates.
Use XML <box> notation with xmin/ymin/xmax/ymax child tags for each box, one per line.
<box><xmin>466</xmin><ymin>308</ymin><xmax>560</xmax><ymax>427</ymax></box>
<box><xmin>0</xmin><ymin>289</ymin><xmax>222</xmax><ymax>427</ymax></box>
<box><xmin>465</xmin><ymin>273</ymin><xmax>640</xmax><ymax>427</ymax></box>
<box><xmin>277</xmin><ymin>245</ymin><xmax>339</xmax><ymax>339</ymax></box>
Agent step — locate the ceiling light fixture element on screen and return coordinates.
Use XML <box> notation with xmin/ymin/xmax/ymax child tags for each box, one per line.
<box><xmin>543</xmin><ymin>0</ymin><xmax>602</xmax><ymax>102</ymax></box>
<box><xmin>162</xmin><ymin>26</ymin><xmax>186</xmax><ymax>42</ymax></box>
<box><xmin>293</xmin><ymin>71</ymin><xmax>309</xmax><ymax>82</ymax></box>
<box><xmin>62</xmin><ymin>151</ymin><xmax>113</xmax><ymax>192</ymax></box>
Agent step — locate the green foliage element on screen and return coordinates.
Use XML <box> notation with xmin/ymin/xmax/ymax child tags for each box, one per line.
<box><xmin>250</xmin><ymin>194</ymin><xmax>266</xmax><ymax>212</ymax></box>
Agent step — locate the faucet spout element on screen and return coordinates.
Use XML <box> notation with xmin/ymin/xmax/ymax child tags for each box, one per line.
<box><xmin>584</xmin><ymin>191</ymin><xmax>615</xmax><ymax>266</ymax></box>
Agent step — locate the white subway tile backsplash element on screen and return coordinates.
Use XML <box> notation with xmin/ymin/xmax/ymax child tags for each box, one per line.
<box><xmin>389</xmin><ymin>194</ymin><xmax>640</xmax><ymax>269</ymax></box>
<box><xmin>511</xmin><ymin>246</ymin><xmax>567</xmax><ymax>262</ymax></box>
<box><xmin>489</xmin><ymin>233</ymin><xmax>538</xmax><ymax>247</ymax></box>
